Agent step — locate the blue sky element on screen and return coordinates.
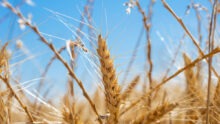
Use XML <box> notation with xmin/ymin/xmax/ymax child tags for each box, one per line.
<box><xmin>0</xmin><ymin>0</ymin><xmax>213</xmax><ymax>98</ymax></box>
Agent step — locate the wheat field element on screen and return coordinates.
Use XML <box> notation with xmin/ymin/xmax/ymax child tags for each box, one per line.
<box><xmin>0</xmin><ymin>0</ymin><xmax>220</xmax><ymax>123</ymax></box>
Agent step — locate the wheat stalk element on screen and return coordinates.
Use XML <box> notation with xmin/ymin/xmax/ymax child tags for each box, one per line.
<box><xmin>136</xmin><ymin>0</ymin><xmax>155</xmax><ymax>107</ymax></box>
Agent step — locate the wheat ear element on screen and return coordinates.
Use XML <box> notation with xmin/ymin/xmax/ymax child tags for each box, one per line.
<box><xmin>121</xmin><ymin>75</ymin><xmax>140</xmax><ymax>101</ymax></box>
<box><xmin>183</xmin><ymin>53</ymin><xmax>203</xmax><ymax>124</ymax></box>
<box><xmin>183</xmin><ymin>53</ymin><xmax>203</xmax><ymax>102</ymax></box>
<box><xmin>135</xmin><ymin>102</ymin><xmax>178</xmax><ymax>124</ymax></box>
<box><xmin>97</xmin><ymin>35</ymin><xmax>121</xmax><ymax>124</ymax></box>
<box><xmin>0</xmin><ymin>96</ymin><xmax>9</xmax><ymax>124</ymax></box>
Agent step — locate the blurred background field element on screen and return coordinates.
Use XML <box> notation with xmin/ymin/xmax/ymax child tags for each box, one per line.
<box><xmin>0</xmin><ymin>0</ymin><xmax>220</xmax><ymax>123</ymax></box>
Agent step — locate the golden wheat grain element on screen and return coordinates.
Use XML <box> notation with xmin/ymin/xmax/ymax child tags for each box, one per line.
<box><xmin>121</xmin><ymin>75</ymin><xmax>140</xmax><ymax>101</ymax></box>
<box><xmin>97</xmin><ymin>35</ymin><xmax>121</xmax><ymax>124</ymax></box>
<box><xmin>0</xmin><ymin>96</ymin><xmax>9</xmax><ymax>124</ymax></box>
<box><xmin>183</xmin><ymin>53</ymin><xmax>204</xmax><ymax>124</ymax></box>
<box><xmin>0</xmin><ymin>43</ymin><xmax>10</xmax><ymax>74</ymax></box>
<box><xmin>134</xmin><ymin>102</ymin><xmax>178</xmax><ymax>124</ymax></box>
<box><xmin>183</xmin><ymin>53</ymin><xmax>203</xmax><ymax>102</ymax></box>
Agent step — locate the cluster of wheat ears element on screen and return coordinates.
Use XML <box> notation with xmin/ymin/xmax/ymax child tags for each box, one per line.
<box><xmin>0</xmin><ymin>0</ymin><xmax>220</xmax><ymax>123</ymax></box>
